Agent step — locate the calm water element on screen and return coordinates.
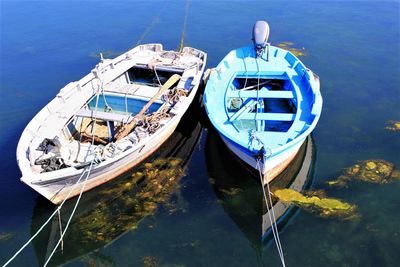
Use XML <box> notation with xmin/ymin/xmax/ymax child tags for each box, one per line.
<box><xmin>1</xmin><ymin>1</ymin><xmax>400</xmax><ymax>266</ymax></box>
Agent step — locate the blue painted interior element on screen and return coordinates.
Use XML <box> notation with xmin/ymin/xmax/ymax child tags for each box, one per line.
<box><xmin>204</xmin><ymin>45</ymin><xmax>322</xmax><ymax>154</ymax></box>
<box><xmin>87</xmin><ymin>94</ymin><xmax>161</xmax><ymax>115</ymax></box>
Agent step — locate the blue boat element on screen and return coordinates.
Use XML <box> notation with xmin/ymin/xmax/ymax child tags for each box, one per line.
<box><xmin>203</xmin><ymin>21</ymin><xmax>322</xmax><ymax>183</ymax></box>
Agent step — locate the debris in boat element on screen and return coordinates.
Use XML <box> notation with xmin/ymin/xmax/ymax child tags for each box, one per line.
<box><xmin>142</xmin><ymin>255</ymin><xmax>159</xmax><ymax>267</ymax></box>
<box><xmin>35</xmin><ymin>156</ymin><xmax>69</xmax><ymax>173</ymax></box>
<box><xmin>135</xmin><ymin>108</ymin><xmax>171</xmax><ymax>135</ymax></box>
<box><xmin>34</xmin><ymin>137</ymin><xmax>70</xmax><ymax>172</ymax></box>
<box><xmin>327</xmin><ymin>160</ymin><xmax>400</xmax><ymax>187</ymax></box>
<box><xmin>114</xmin><ymin>74</ymin><xmax>181</xmax><ymax>141</ymax></box>
<box><xmin>36</xmin><ymin>138</ymin><xmax>61</xmax><ymax>154</ymax></box>
<box><xmin>68</xmin><ymin>158</ymin><xmax>185</xmax><ymax>245</ymax></box>
<box><xmin>276</xmin><ymin>41</ymin><xmax>307</xmax><ymax>57</ymax></box>
<box><xmin>273</xmin><ymin>189</ymin><xmax>357</xmax><ymax>218</ymax></box>
<box><xmin>0</xmin><ymin>232</ymin><xmax>14</xmax><ymax>241</ymax></box>
<box><xmin>385</xmin><ymin>120</ymin><xmax>400</xmax><ymax>132</ymax></box>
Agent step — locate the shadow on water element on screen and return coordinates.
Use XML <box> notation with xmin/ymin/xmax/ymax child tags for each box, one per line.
<box><xmin>30</xmin><ymin>92</ymin><xmax>204</xmax><ymax>266</ymax></box>
<box><xmin>205</xmin><ymin>128</ymin><xmax>316</xmax><ymax>250</ymax></box>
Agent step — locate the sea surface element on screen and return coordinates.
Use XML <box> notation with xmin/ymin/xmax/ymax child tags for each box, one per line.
<box><xmin>1</xmin><ymin>1</ymin><xmax>400</xmax><ymax>266</ymax></box>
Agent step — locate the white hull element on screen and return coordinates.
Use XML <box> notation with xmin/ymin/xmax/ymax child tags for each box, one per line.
<box><xmin>262</xmin><ymin>136</ymin><xmax>314</xmax><ymax>236</ymax></box>
<box><xmin>220</xmin><ymin>134</ymin><xmax>306</xmax><ymax>185</ymax></box>
<box><xmin>23</xmin><ymin>115</ymin><xmax>181</xmax><ymax>204</ymax></box>
<box><xmin>17</xmin><ymin>43</ymin><xmax>207</xmax><ymax>204</ymax></box>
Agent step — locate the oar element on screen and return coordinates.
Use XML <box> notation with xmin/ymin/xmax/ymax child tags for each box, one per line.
<box><xmin>114</xmin><ymin>74</ymin><xmax>181</xmax><ymax>141</ymax></box>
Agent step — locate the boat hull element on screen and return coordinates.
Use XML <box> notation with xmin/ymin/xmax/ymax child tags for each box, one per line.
<box><xmin>219</xmin><ymin>134</ymin><xmax>306</xmax><ymax>184</ymax></box>
<box><xmin>17</xmin><ymin>44</ymin><xmax>207</xmax><ymax>204</ymax></box>
<box><xmin>23</xmin><ymin>116</ymin><xmax>182</xmax><ymax>204</ymax></box>
<box><xmin>261</xmin><ymin>136</ymin><xmax>314</xmax><ymax>239</ymax></box>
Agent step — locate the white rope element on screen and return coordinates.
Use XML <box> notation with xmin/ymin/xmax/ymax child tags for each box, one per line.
<box><xmin>2</xmin><ymin>165</ymin><xmax>91</xmax><ymax>267</ymax></box>
<box><xmin>3</xmin><ymin>76</ymin><xmax>103</xmax><ymax>267</ymax></box>
<box><xmin>154</xmin><ymin>66</ymin><xmax>162</xmax><ymax>86</ymax></box>
<box><xmin>242</xmin><ymin>49</ymin><xmax>249</xmax><ymax>90</ymax></box>
<box><xmin>125</xmin><ymin>85</ymin><xmax>129</xmax><ymax>116</ymax></box>
<box><xmin>43</xmin><ymin>160</ymin><xmax>95</xmax><ymax>266</ymax></box>
<box><xmin>43</xmin><ymin>77</ymin><xmax>103</xmax><ymax>266</ymax></box>
<box><xmin>135</xmin><ymin>1</ymin><xmax>167</xmax><ymax>46</ymax></box>
<box><xmin>57</xmin><ymin>209</ymin><xmax>64</xmax><ymax>253</ymax></box>
<box><xmin>256</xmin><ymin>158</ymin><xmax>286</xmax><ymax>267</ymax></box>
<box><xmin>253</xmin><ymin>56</ymin><xmax>285</xmax><ymax>266</ymax></box>
<box><xmin>264</xmin><ymin>163</ymin><xmax>286</xmax><ymax>262</ymax></box>
<box><xmin>178</xmin><ymin>0</ymin><xmax>190</xmax><ymax>52</ymax></box>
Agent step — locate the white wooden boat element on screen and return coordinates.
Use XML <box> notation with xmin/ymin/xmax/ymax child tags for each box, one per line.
<box><xmin>16</xmin><ymin>44</ymin><xmax>206</xmax><ymax>204</ymax></box>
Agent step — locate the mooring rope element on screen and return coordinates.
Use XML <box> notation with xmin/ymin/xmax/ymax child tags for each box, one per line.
<box><xmin>43</xmin><ymin>75</ymin><xmax>103</xmax><ymax>267</ymax></box>
<box><xmin>2</xmin><ymin>161</ymin><xmax>95</xmax><ymax>266</ymax></box>
<box><xmin>43</xmin><ymin>160</ymin><xmax>95</xmax><ymax>266</ymax></box>
<box><xmin>178</xmin><ymin>0</ymin><xmax>190</xmax><ymax>52</ymax></box>
<box><xmin>3</xmin><ymin>75</ymin><xmax>103</xmax><ymax>267</ymax></box>
<box><xmin>253</xmin><ymin>55</ymin><xmax>286</xmax><ymax>266</ymax></box>
<box><xmin>57</xmin><ymin>209</ymin><xmax>64</xmax><ymax>253</ymax></box>
<box><xmin>255</xmin><ymin>57</ymin><xmax>261</xmax><ymax>128</ymax></box>
<box><xmin>256</xmin><ymin>158</ymin><xmax>286</xmax><ymax>267</ymax></box>
<box><xmin>135</xmin><ymin>1</ymin><xmax>168</xmax><ymax>46</ymax></box>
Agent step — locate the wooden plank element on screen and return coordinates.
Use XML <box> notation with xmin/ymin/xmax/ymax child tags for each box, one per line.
<box><xmin>230</xmin><ymin>112</ymin><xmax>295</xmax><ymax>121</ymax></box>
<box><xmin>75</xmin><ymin>109</ymin><xmax>132</xmax><ymax>123</ymax></box>
<box><xmin>228</xmin><ymin>99</ymin><xmax>255</xmax><ymax>122</ymax></box>
<box><xmin>114</xmin><ymin>74</ymin><xmax>181</xmax><ymax>141</ymax></box>
<box><xmin>227</xmin><ymin>89</ymin><xmax>294</xmax><ymax>99</ymax></box>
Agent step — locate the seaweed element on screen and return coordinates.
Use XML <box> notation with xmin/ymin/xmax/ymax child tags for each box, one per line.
<box><xmin>385</xmin><ymin>120</ymin><xmax>400</xmax><ymax>132</ymax></box>
<box><xmin>276</xmin><ymin>42</ymin><xmax>307</xmax><ymax>57</ymax></box>
<box><xmin>273</xmin><ymin>189</ymin><xmax>357</xmax><ymax>218</ymax></box>
<box><xmin>67</xmin><ymin>158</ymin><xmax>186</xmax><ymax>246</ymax></box>
<box><xmin>327</xmin><ymin>160</ymin><xmax>400</xmax><ymax>187</ymax></box>
<box><xmin>0</xmin><ymin>232</ymin><xmax>14</xmax><ymax>241</ymax></box>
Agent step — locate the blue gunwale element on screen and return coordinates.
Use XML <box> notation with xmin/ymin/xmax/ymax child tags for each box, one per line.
<box><xmin>204</xmin><ymin>45</ymin><xmax>322</xmax><ymax>157</ymax></box>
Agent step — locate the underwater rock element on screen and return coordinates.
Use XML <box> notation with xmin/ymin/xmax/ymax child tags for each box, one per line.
<box><xmin>385</xmin><ymin>120</ymin><xmax>400</xmax><ymax>132</ymax></box>
<box><xmin>82</xmin><ymin>251</ymin><xmax>116</xmax><ymax>267</ymax></box>
<box><xmin>273</xmin><ymin>189</ymin><xmax>356</xmax><ymax>218</ymax></box>
<box><xmin>327</xmin><ymin>160</ymin><xmax>400</xmax><ymax>187</ymax></box>
<box><xmin>276</xmin><ymin>42</ymin><xmax>307</xmax><ymax>57</ymax></box>
<box><xmin>0</xmin><ymin>232</ymin><xmax>14</xmax><ymax>241</ymax></box>
<box><xmin>142</xmin><ymin>256</ymin><xmax>159</xmax><ymax>267</ymax></box>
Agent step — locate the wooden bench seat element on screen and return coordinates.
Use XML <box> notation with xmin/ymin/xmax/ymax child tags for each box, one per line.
<box><xmin>229</xmin><ymin>112</ymin><xmax>295</xmax><ymax>121</ymax></box>
<box><xmin>75</xmin><ymin>109</ymin><xmax>132</xmax><ymax>123</ymax></box>
<box><xmin>226</xmin><ymin>89</ymin><xmax>294</xmax><ymax>99</ymax></box>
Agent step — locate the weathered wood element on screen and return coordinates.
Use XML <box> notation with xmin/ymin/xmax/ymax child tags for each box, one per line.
<box><xmin>80</xmin><ymin>132</ymin><xmax>108</xmax><ymax>145</ymax></box>
<box><xmin>114</xmin><ymin>74</ymin><xmax>181</xmax><ymax>141</ymax></box>
<box><xmin>75</xmin><ymin>109</ymin><xmax>132</xmax><ymax>123</ymax></box>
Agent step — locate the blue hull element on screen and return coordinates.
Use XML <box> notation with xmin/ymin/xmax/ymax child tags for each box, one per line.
<box><xmin>204</xmin><ymin>44</ymin><xmax>322</xmax><ymax>177</ymax></box>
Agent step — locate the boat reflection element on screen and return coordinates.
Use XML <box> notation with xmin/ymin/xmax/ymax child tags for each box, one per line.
<box><xmin>30</xmin><ymin>99</ymin><xmax>203</xmax><ymax>266</ymax></box>
<box><xmin>205</xmin><ymin>129</ymin><xmax>315</xmax><ymax>248</ymax></box>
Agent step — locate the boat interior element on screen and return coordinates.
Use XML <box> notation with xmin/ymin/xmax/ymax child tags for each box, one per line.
<box><xmin>30</xmin><ymin>48</ymin><xmax>205</xmax><ymax>174</ymax></box>
<box><xmin>204</xmin><ymin>45</ymin><xmax>321</xmax><ymax>153</ymax></box>
<box><xmin>225</xmin><ymin>70</ymin><xmax>316</xmax><ymax>149</ymax></box>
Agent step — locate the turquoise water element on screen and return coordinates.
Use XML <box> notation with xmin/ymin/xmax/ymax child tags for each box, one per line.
<box><xmin>1</xmin><ymin>1</ymin><xmax>399</xmax><ymax>266</ymax></box>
